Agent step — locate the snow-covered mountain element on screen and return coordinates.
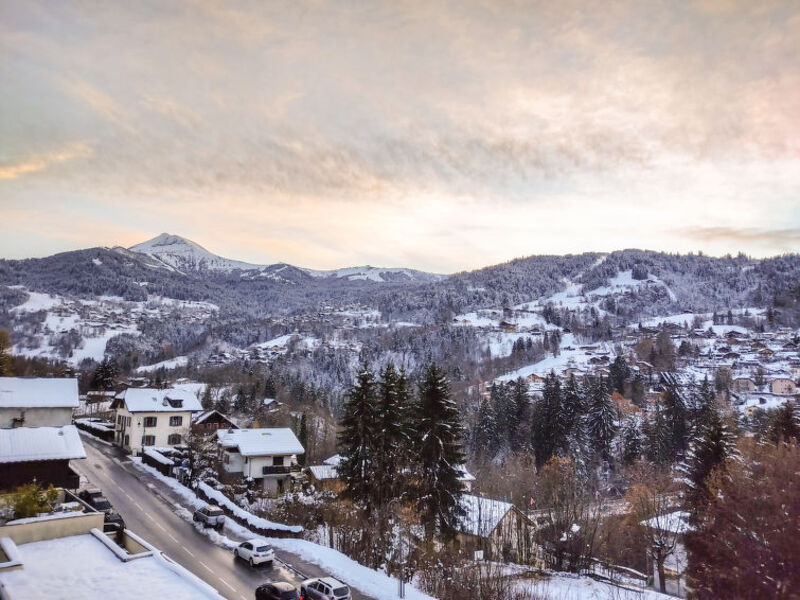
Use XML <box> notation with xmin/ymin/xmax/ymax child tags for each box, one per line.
<box><xmin>128</xmin><ymin>233</ymin><xmax>262</xmax><ymax>273</ymax></box>
<box><xmin>128</xmin><ymin>233</ymin><xmax>440</xmax><ymax>282</ymax></box>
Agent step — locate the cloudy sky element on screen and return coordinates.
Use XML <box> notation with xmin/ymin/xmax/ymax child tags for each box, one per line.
<box><xmin>1</xmin><ymin>1</ymin><xmax>799</xmax><ymax>272</ymax></box>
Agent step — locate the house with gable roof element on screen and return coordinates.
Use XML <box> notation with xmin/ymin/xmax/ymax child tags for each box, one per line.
<box><xmin>111</xmin><ymin>387</ymin><xmax>202</xmax><ymax>454</ymax></box>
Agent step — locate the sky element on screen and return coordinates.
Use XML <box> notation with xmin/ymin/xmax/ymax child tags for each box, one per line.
<box><xmin>1</xmin><ymin>0</ymin><xmax>799</xmax><ymax>273</ymax></box>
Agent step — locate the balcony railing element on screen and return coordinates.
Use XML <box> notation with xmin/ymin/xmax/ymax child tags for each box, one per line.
<box><xmin>261</xmin><ymin>464</ymin><xmax>301</xmax><ymax>475</ymax></box>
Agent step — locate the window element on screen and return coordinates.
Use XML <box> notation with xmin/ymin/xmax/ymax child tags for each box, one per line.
<box><xmin>169</xmin><ymin>416</ymin><xmax>183</xmax><ymax>427</ymax></box>
<box><xmin>117</xmin><ymin>415</ymin><xmax>122</xmax><ymax>425</ymax></box>
<box><xmin>273</xmin><ymin>456</ymin><xmax>284</xmax><ymax>466</ymax></box>
<box><xmin>143</xmin><ymin>416</ymin><xmax>157</xmax><ymax>428</ymax></box>
<box><xmin>167</xmin><ymin>434</ymin><xmax>182</xmax><ymax>445</ymax></box>
<box><xmin>142</xmin><ymin>435</ymin><xmax>155</xmax><ymax>446</ymax></box>
<box><xmin>123</xmin><ymin>434</ymin><xmax>129</xmax><ymax>447</ymax></box>
<box><xmin>127</xmin><ymin>416</ymin><xmax>132</xmax><ymax>426</ymax></box>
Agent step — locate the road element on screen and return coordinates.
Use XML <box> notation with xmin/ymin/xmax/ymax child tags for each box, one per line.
<box><xmin>72</xmin><ymin>436</ymin><xmax>365</xmax><ymax>600</ymax></box>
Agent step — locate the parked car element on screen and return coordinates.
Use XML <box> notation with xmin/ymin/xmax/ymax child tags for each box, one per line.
<box><xmin>193</xmin><ymin>504</ymin><xmax>225</xmax><ymax>530</ymax></box>
<box><xmin>300</xmin><ymin>577</ymin><xmax>351</xmax><ymax>600</ymax></box>
<box><xmin>234</xmin><ymin>538</ymin><xmax>275</xmax><ymax>567</ymax></box>
<box><xmin>78</xmin><ymin>488</ymin><xmax>125</xmax><ymax>532</ymax></box>
<box><xmin>255</xmin><ymin>581</ymin><xmax>300</xmax><ymax>600</ymax></box>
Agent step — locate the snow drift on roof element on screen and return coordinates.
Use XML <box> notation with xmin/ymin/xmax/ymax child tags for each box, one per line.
<box><xmin>0</xmin><ymin>377</ymin><xmax>79</xmax><ymax>409</ymax></box>
<box><xmin>458</xmin><ymin>494</ymin><xmax>515</xmax><ymax>537</ymax></box>
<box><xmin>115</xmin><ymin>388</ymin><xmax>202</xmax><ymax>413</ymax></box>
<box><xmin>216</xmin><ymin>428</ymin><xmax>304</xmax><ymax>456</ymax></box>
<box><xmin>0</xmin><ymin>425</ymin><xmax>86</xmax><ymax>463</ymax></box>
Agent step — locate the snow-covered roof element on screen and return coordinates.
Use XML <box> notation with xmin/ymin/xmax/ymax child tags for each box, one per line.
<box><xmin>322</xmin><ymin>453</ymin><xmax>342</xmax><ymax>466</ymax></box>
<box><xmin>114</xmin><ymin>388</ymin><xmax>202</xmax><ymax>413</ymax></box>
<box><xmin>308</xmin><ymin>465</ymin><xmax>339</xmax><ymax>480</ymax></box>
<box><xmin>458</xmin><ymin>494</ymin><xmax>516</xmax><ymax>538</ymax></box>
<box><xmin>0</xmin><ymin>377</ymin><xmax>79</xmax><ymax>409</ymax></box>
<box><xmin>456</xmin><ymin>464</ymin><xmax>476</xmax><ymax>482</ymax></box>
<box><xmin>0</xmin><ymin>425</ymin><xmax>86</xmax><ymax>463</ymax></box>
<box><xmin>216</xmin><ymin>428</ymin><xmax>304</xmax><ymax>456</ymax></box>
<box><xmin>192</xmin><ymin>410</ymin><xmax>237</xmax><ymax>426</ymax></box>
<box><xmin>0</xmin><ymin>533</ymin><xmax>224</xmax><ymax>599</ymax></box>
<box><xmin>641</xmin><ymin>511</ymin><xmax>692</xmax><ymax>535</ymax></box>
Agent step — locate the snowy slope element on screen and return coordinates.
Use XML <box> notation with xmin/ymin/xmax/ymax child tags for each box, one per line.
<box><xmin>304</xmin><ymin>265</ymin><xmax>442</xmax><ymax>283</ymax></box>
<box><xmin>129</xmin><ymin>233</ymin><xmax>262</xmax><ymax>272</ymax></box>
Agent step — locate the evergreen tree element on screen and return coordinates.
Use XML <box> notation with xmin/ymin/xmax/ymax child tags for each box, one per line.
<box><xmin>609</xmin><ymin>355</ymin><xmax>630</xmax><ymax>395</ymax></box>
<box><xmin>532</xmin><ymin>371</ymin><xmax>562</xmax><ymax>468</ymax></box>
<box><xmin>662</xmin><ymin>383</ymin><xmax>689</xmax><ymax>463</ymax></box>
<box><xmin>0</xmin><ymin>330</ymin><xmax>13</xmax><ymax>376</ymax></box>
<box><xmin>473</xmin><ymin>394</ymin><xmax>499</xmax><ymax>459</ymax></box>
<box><xmin>374</xmin><ymin>363</ymin><xmax>405</xmax><ymax>507</ymax></box>
<box><xmin>682</xmin><ymin>405</ymin><xmax>738</xmax><ymax>511</ymax></box>
<box><xmin>297</xmin><ymin>413</ymin><xmax>308</xmax><ymax>467</ymax></box>
<box><xmin>414</xmin><ymin>363</ymin><xmax>466</xmax><ymax>542</ymax></box>
<box><xmin>510</xmin><ymin>378</ymin><xmax>531</xmax><ymax>452</ymax></box>
<box><xmin>620</xmin><ymin>415</ymin><xmax>644</xmax><ymax>465</ymax></box>
<box><xmin>586</xmin><ymin>377</ymin><xmax>617</xmax><ymax>460</ymax></box>
<box><xmin>338</xmin><ymin>364</ymin><xmax>380</xmax><ymax>511</ymax></box>
<box><xmin>644</xmin><ymin>401</ymin><xmax>672</xmax><ymax>466</ymax></box>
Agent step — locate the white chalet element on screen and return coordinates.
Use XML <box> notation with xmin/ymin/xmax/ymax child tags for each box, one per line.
<box><xmin>111</xmin><ymin>388</ymin><xmax>202</xmax><ymax>455</ymax></box>
<box><xmin>0</xmin><ymin>377</ymin><xmax>78</xmax><ymax>428</ymax></box>
<box><xmin>216</xmin><ymin>428</ymin><xmax>304</xmax><ymax>496</ymax></box>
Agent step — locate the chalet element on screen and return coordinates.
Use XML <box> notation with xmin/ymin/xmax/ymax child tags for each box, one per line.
<box><xmin>0</xmin><ymin>425</ymin><xmax>85</xmax><ymax>490</ymax></box>
<box><xmin>216</xmin><ymin>428</ymin><xmax>304</xmax><ymax>496</ymax></box>
<box><xmin>111</xmin><ymin>388</ymin><xmax>202</xmax><ymax>455</ymax></box>
<box><xmin>191</xmin><ymin>410</ymin><xmax>238</xmax><ymax>435</ymax></box>
<box><xmin>456</xmin><ymin>494</ymin><xmax>533</xmax><ymax>563</ymax></box>
<box><xmin>731</xmin><ymin>377</ymin><xmax>756</xmax><ymax>393</ymax></box>
<box><xmin>307</xmin><ymin>464</ymin><xmax>342</xmax><ymax>492</ymax></box>
<box><xmin>0</xmin><ymin>378</ymin><xmax>79</xmax><ymax>428</ymax></box>
<box><xmin>770</xmin><ymin>378</ymin><xmax>797</xmax><ymax>396</ymax></box>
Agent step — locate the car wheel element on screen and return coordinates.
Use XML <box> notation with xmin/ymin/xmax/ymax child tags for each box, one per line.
<box><xmin>249</xmin><ymin>557</ymin><xmax>255</xmax><ymax>567</ymax></box>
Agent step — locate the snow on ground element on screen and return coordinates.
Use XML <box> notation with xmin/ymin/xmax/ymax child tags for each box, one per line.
<box><xmin>497</xmin><ymin>334</ymin><xmax>590</xmax><ymax>381</ymax></box>
<box><xmin>136</xmin><ymin>356</ymin><xmax>189</xmax><ymax>373</ymax></box>
<box><xmin>10</xmin><ymin>290</ymin><xmax>63</xmax><ymax>313</ymax></box>
<box><xmin>515</xmin><ymin>571</ymin><xmax>672</xmax><ymax>600</ymax></box>
<box><xmin>171</xmin><ymin>381</ymin><xmax>207</xmax><ymax>397</ymax></box>
<box><xmin>131</xmin><ymin>459</ymin><xmax>434</xmax><ymax>600</ymax></box>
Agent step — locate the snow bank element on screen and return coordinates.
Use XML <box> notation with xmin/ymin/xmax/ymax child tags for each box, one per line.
<box><xmin>197</xmin><ymin>482</ymin><xmax>302</xmax><ymax>534</ymax></box>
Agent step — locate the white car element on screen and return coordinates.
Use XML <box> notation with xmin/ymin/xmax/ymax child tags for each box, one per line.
<box><xmin>234</xmin><ymin>538</ymin><xmax>275</xmax><ymax>567</ymax></box>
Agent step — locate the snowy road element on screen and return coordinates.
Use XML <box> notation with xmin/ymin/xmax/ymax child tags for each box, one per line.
<box><xmin>73</xmin><ymin>436</ymin><xmax>370</xmax><ymax>600</ymax></box>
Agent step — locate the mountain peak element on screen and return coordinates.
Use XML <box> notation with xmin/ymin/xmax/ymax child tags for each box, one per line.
<box><xmin>129</xmin><ymin>234</ymin><xmax>261</xmax><ymax>272</ymax></box>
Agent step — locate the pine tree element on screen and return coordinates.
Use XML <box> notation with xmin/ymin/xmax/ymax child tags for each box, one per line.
<box><xmin>644</xmin><ymin>401</ymin><xmax>672</xmax><ymax>466</ymax></box>
<box><xmin>297</xmin><ymin>413</ymin><xmax>308</xmax><ymax>467</ymax></box>
<box><xmin>414</xmin><ymin>363</ymin><xmax>466</xmax><ymax>542</ymax></box>
<box><xmin>510</xmin><ymin>378</ymin><xmax>531</xmax><ymax>452</ymax></box>
<box><xmin>374</xmin><ymin>363</ymin><xmax>405</xmax><ymax>507</ymax></box>
<box><xmin>620</xmin><ymin>415</ymin><xmax>644</xmax><ymax>465</ymax></box>
<box><xmin>586</xmin><ymin>377</ymin><xmax>617</xmax><ymax>460</ymax></box>
<box><xmin>0</xmin><ymin>330</ymin><xmax>13</xmax><ymax>376</ymax></box>
<box><xmin>473</xmin><ymin>394</ymin><xmax>499</xmax><ymax>459</ymax></box>
<box><xmin>532</xmin><ymin>371</ymin><xmax>562</xmax><ymax>468</ymax></box>
<box><xmin>682</xmin><ymin>405</ymin><xmax>738</xmax><ymax>511</ymax></box>
<box><xmin>609</xmin><ymin>355</ymin><xmax>630</xmax><ymax>395</ymax></box>
<box><xmin>662</xmin><ymin>383</ymin><xmax>689</xmax><ymax>463</ymax></box>
<box><xmin>338</xmin><ymin>364</ymin><xmax>380</xmax><ymax>511</ymax></box>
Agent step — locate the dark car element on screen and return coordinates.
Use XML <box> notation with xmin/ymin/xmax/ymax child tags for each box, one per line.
<box><xmin>255</xmin><ymin>581</ymin><xmax>300</xmax><ymax>600</ymax></box>
<box><xmin>79</xmin><ymin>489</ymin><xmax>125</xmax><ymax>532</ymax></box>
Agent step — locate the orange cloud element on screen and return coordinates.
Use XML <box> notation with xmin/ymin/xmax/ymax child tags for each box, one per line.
<box><xmin>0</xmin><ymin>143</ymin><xmax>91</xmax><ymax>181</ymax></box>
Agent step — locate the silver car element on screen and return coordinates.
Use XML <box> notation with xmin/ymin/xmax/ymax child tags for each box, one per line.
<box><xmin>300</xmin><ymin>577</ymin><xmax>351</xmax><ymax>600</ymax></box>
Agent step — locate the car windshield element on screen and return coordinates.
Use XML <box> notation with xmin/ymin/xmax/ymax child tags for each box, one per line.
<box><xmin>256</xmin><ymin>545</ymin><xmax>271</xmax><ymax>553</ymax></box>
<box><xmin>333</xmin><ymin>587</ymin><xmax>349</xmax><ymax>597</ymax></box>
<box><xmin>207</xmin><ymin>508</ymin><xmax>224</xmax><ymax>516</ymax></box>
<box><xmin>280</xmin><ymin>592</ymin><xmax>299</xmax><ymax>600</ymax></box>
<box><xmin>94</xmin><ymin>500</ymin><xmax>112</xmax><ymax>511</ymax></box>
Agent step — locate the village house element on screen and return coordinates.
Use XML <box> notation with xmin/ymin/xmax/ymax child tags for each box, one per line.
<box><xmin>456</xmin><ymin>494</ymin><xmax>534</xmax><ymax>563</ymax></box>
<box><xmin>0</xmin><ymin>424</ymin><xmax>86</xmax><ymax>490</ymax></box>
<box><xmin>191</xmin><ymin>410</ymin><xmax>238</xmax><ymax>435</ymax></box>
<box><xmin>770</xmin><ymin>378</ymin><xmax>797</xmax><ymax>396</ymax></box>
<box><xmin>216</xmin><ymin>428</ymin><xmax>304</xmax><ymax>496</ymax></box>
<box><xmin>0</xmin><ymin>377</ymin><xmax>85</xmax><ymax>491</ymax></box>
<box><xmin>0</xmin><ymin>377</ymin><xmax>79</xmax><ymax>428</ymax></box>
<box><xmin>731</xmin><ymin>377</ymin><xmax>756</xmax><ymax>394</ymax></box>
<box><xmin>111</xmin><ymin>387</ymin><xmax>202</xmax><ymax>455</ymax></box>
